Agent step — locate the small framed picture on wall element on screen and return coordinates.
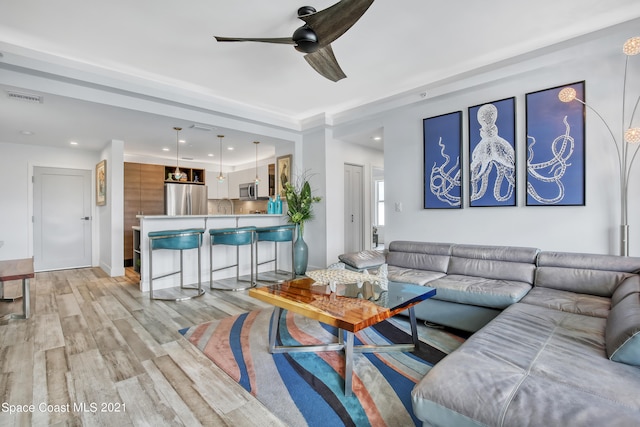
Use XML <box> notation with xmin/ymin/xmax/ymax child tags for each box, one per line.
<box><xmin>276</xmin><ymin>154</ymin><xmax>292</xmax><ymax>197</ymax></box>
<box><xmin>96</xmin><ymin>159</ymin><xmax>107</xmax><ymax>206</ymax></box>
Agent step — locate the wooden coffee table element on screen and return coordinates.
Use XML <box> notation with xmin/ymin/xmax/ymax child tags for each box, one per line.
<box><xmin>249</xmin><ymin>277</ymin><xmax>436</xmax><ymax>396</ymax></box>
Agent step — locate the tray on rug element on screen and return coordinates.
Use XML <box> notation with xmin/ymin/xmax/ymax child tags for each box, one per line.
<box><xmin>180</xmin><ymin>308</ymin><xmax>466</xmax><ymax>427</ymax></box>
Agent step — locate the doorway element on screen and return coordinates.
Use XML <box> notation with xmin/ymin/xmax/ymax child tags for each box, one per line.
<box><xmin>372</xmin><ymin>166</ymin><xmax>385</xmax><ymax>250</ymax></box>
<box><xmin>33</xmin><ymin>167</ymin><xmax>92</xmax><ymax>271</ymax></box>
<box><xmin>344</xmin><ymin>163</ymin><xmax>364</xmax><ymax>253</ymax></box>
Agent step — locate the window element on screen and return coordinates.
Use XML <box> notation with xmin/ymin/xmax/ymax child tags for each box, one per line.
<box><xmin>375</xmin><ymin>180</ymin><xmax>385</xmax><ymax>226</ymax></box>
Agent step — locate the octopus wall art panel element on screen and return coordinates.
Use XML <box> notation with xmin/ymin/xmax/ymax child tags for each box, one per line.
<box><xmin>525</xmin><ymin>81</ymin><xmax>585</xmax><ymax>206</ymax></box>
<box><xmin>423</xmin><ymin>111</ymin><xmax>462</xmax><ymax>209</ymax></box>
<box><xmin>468</xmin><ymin>97</ymin><xmax>516</xmax><ymax>207</ymax></box>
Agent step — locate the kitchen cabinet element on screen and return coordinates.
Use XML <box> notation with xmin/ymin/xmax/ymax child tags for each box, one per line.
<box><xmin>124</xmin><ymin>162</ymin><xmax>165</xmax><ymax>267</ymax></box>
<box><xmin>227</xmin><ymin>170</ymin><xmax>241</xmax><ymax>199</ymax></box>
<box><xmin>207</xmin><ymin>175</ymin><xmax>229</xmax><ymax>199</ymax></box>
<box><xmin>226</xmin><ymin>164</ymin><xmax>271</xmax><ymax>198</ymax></box>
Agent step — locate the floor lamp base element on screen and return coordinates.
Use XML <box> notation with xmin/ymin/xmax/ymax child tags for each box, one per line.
<box><xmin>621</xmin><ymin>224</ymin><xmax>629</xmax><ymax>257</ymax></box>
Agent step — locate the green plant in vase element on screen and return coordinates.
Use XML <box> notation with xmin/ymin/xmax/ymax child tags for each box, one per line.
<box><xmin>284</xmin><ymin>173</ymin><xmax>321</xmax><ymax>275</ymax></box>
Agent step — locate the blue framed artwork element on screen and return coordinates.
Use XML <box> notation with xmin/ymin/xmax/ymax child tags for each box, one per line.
<box><xmin>468</xmin><ymin>97</ymin><xmax>516</xmax><ymax>207</ymax></box>
<box><xmin>525</xmin><ymin>81</ymin><xmax>585</xmax><ymax>206</ymax></box>
<box><xmin>423</xmin><ymin>111</ymin><xmax>462</xmax><ymax>209</ymax></box>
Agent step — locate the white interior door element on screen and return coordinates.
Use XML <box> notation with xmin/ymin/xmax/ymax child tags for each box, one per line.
<box><xmin>33</xmin><ymin>167</ymin><xmax>92</xmax><ymax>271</ymax></box>
<box><xmin>344</xmin><ymin>164</ymin><xmax>364</xmax><ymax>253</ymax></box>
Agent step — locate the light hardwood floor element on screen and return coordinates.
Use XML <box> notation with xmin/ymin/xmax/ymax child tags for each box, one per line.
<box><xmin>0</xmin><ymin>268</ymin><xmax>287</xmax><ymax>427</ymax></box>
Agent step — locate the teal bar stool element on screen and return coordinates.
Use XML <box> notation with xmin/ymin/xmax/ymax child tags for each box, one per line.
<box><xmin>209</xmin><ymin>226</ymin><xmax>256</xmax><ymax>291</ymax></box>
<box><xmin>255</xmin><ymin>224</ymin><xmax>296</xmax><ymax>283</ymax></box>
<box><xmin>148</xmin><ymin>228</ymin><xmax>205</xmax><ymax>301</ymax></box>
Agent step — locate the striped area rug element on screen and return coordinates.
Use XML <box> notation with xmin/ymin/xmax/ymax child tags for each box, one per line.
<box><xmin>180</xmin><ymin>308</ymin><xmax>465</xmax><ymax>427</ymax></box>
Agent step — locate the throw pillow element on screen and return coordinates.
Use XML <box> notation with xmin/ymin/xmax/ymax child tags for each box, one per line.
<box><xmin>338</xmin><ymin>250</ymin><xmax>386</xmax><ymax>270</ymax></box>
<box><xmin>605</xmin><ymin>291</ymin><xmax>640</xmax><ymax>366</ymax></box>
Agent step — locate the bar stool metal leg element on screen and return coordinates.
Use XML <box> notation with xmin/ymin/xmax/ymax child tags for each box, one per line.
<box><xmin>148</xmin><ymin>228</ymin><xmax>205</xmax><ymax>301</ymax></box>
<box><xmin>209</xmin><ymin>226</ymin><xmax>257</xmax><ymax>291</ymax></box>
<box><xmin>255</xmin><ymin>224</ymin><xmax>296</xmax><ymax>283</ymax></box>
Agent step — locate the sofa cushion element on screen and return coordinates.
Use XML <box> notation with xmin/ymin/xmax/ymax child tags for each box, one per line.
<box><xmin>412</xmin><ymin>303</ymin><xmax>640</xmax><ymax>427</ymax></box>
<box><xmin>451</xmin><ymin>243</ymin><xmax>540</xmax><ymax>264</ymax></box>
<box><xmin>387</xmin><ymin>265</ymin><xmax>446</xmax><ymax>285</ymax></box>
<box><xmin>447</xmin><ymin>244</ymin><xmax>538</xmax><ymax>284</ymax></box>
<box><xmin>386</xmin><ymin>241</ymin><xmax>452</xmax><ymax>273</ymax></box>
<box><xmin>606</xmin><ymin>291</ymin><xmax>640</xmax><ymax>366</ymax></box>
<box><xmin>535</xmin><ymin>251</ymin><xmax>640</xmax><ymax>297</ymax></box>
<box><xmin>426</xmin><ymin>274</ymin><xmax>532</xmax><ymax>309</ymax></box>
<box><xmin>520</xmin><ymin>287</ymin><xmax>610</xmax><ymax>318</ymax></box>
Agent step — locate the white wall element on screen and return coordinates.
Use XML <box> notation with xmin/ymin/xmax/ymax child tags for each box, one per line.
<box><xmin>300</xmin><ymin>128</ymin><xmax>328</xmax><ymax>270</ymax></box>
<box><xmin>299</xmin><ymin>124</ymin><xmax>384</xmax><ymax>268</ymax></box>
<box><xmin>0</xmin><ymin>141</ymin><xmax>102</xmax><ymax>263</ymax></box>
<box><xmin>325</xmin><ymin>139</ymin><xmax>384</xmax><ymax>260</ymax></box>
<box><xmin>98</xmin><ymin>140</ymin><xmax>125</xmax><ymax>276</ymax></box>
<box><xmin>382</xmin><ymin>27</ymin><xmax>639</xmax><ymax>256</ymax></box>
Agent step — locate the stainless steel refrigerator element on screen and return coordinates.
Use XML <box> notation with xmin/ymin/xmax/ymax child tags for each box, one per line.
<box><xmin>164</xmin><ymin>183</ymin><xmax>208</xmax><ymax>215</ymax></box>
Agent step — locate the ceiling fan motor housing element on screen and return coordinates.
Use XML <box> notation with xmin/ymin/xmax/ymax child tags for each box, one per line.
<box><xmin>293</xmin><ymin>25</ymin><xmax>319</xmax><ymax>53</ymax></box>
<box><xmin>297</xmin><ymin>6</ymin><xmax>317</xmax><ymax>16</ymax></box>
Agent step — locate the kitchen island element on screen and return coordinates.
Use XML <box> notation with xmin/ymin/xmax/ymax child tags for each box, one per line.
<box><xmin>136</xmin><ymin>214</ymin><xmax>288</xmax><ymax>293</ymax></box>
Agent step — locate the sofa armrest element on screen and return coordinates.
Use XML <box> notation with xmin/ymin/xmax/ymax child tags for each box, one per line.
<box><xmin>606</xmin><ymin>290</ymin><xmax>640</xmax><ymax>366</ymax></box>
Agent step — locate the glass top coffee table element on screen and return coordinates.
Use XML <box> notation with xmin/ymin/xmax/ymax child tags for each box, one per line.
<box><xmin>249</xmin><ymin>277</ymin><xmax>436</xmax><ymax>396</ymax></box>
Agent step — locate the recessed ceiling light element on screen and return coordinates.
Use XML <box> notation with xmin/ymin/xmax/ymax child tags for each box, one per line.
<box><xmin>20</xmin><ymin>130</ymin><xmax>34</xmax><ymax>135</ymax></box>
<box><xmin>373</xmin><ymin>136</ymin><xmax>382</xmax><ymax>141</ymax></box>
<box><xmin>70</xmin><ymin>141</ymin><xmax>78</xmax><ymax>145</ymax></box>
<box><xmin>162</xmin><ymin>148</ymin><xmax>170</xmax><ymax>151</ymax></box>
<box><xmin>179</xmin><ymin>139</ymin><xmax>186</xmax><ymax>143</ymax></box>
<box><xmin>208</xmin><ymin>153</ymin><xmax>214</xmax><ymax>157</ymax></box>
<box><xmin>227</xmin><ymin>147</ymin><xmax>234</xmax><ymax>151</ymax></box>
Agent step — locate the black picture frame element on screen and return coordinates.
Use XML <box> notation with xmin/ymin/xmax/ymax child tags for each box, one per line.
<box><xmin>468</xmin><ymin>97</ymin><xmax>516</xmax><ymax>207</ymax></box>
<box><xmin>423</xmin><ymin>111</ymin><xmax>462</xmax><ymax>209</ymax></box>
<box><xmin>525</xmin><ymin>81</ymin><xmax>586</xmax><ymax>206</ymax></box>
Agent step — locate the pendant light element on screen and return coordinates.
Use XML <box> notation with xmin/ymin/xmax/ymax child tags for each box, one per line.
<box><xmin>216</xmin><ymin>135</ymin><xmax>226</xmax><ymax>182</ymax></box>
<box><xmin>253</xmin><ymin>141</ymin><xmax>261</xmax><ymax>184</ymax></box>
<box><xmin>173</xmin><ymin>127</ymin><xmax>182</xmax><ymax>180</ymax></box>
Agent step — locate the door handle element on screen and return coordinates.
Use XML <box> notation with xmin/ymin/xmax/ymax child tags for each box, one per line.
<box><xmin>351</xmin><ymin>214</ymin><xmax>354</xmax><ymax>223</ymax></box>
<box><xmin>81</xmin><ymin>217</ymin><xmax>91</xmax><ymax>220</ymax></box>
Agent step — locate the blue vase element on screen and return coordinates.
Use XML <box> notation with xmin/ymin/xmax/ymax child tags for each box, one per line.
<box><xmin>294</xmin><ymin>224</ymin><xmax>308</xmax><ymax>275</ymax></box>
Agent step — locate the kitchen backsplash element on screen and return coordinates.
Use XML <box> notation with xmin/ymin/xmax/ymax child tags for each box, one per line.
<box><xmin>208</xmin><ymin>199</ymin><xmax>269</xmax><ymax>215</ymax></box>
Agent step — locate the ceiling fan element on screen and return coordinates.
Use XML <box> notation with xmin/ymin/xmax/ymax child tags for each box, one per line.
<box><xmin>214</xmin><ymin>0</ymin><xmax>374</xmax><ymax>82</ymax></box>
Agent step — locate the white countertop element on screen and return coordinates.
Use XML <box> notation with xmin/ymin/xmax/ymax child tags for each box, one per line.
<box><xmin>137</xmin><ymin>214</ymin><xmax>285</xmax><ymax>219</ymax></box>
<box><xmin>135</xmin><ymin>213</ymin><xmax>289</xmax><ymax>292</ymax></box>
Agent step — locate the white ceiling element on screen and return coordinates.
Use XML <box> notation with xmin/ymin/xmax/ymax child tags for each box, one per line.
<box><xmin>1</xmin><ymin>0</ymin><xmax>640</xmax><ymax>165</ymax></box>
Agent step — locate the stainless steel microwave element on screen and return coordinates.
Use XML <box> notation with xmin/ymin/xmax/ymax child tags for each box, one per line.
<box><xmin>239</xmin><ymin>182</ymin><xmax>258</xmax><ymax>200</ymax></box>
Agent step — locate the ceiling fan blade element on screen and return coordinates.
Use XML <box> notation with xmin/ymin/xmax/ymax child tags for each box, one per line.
<box><xmin>300</xmin><ymin>0</ymin><xmax>374</xmax><ymax>47</ymax></box>
<box><xmin>304</xmin><ymin>45</ymin><xmax>347</xmax><ymax>82</ymax></box>
<box><xmin>214</xmin><ymin>36</ymin><xmax>295</xmax><ymax>45</ymax></box>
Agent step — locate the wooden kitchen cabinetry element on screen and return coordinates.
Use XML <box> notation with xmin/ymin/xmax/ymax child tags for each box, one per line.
<box><xmin>124</xmin><ymin>162</ymin><xmax>165</xmax><ymax>268</ymax></box>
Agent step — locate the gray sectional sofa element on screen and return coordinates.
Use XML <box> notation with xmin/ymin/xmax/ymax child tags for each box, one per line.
<box><xmin>384</xmin><ymin>241</ymin><xmax>539</xmax><ymax>332</ymax></box>
<box><xmin>340</xmin><ymin>241</ymin><xmax>640</xmax><ymax>426</ymax></box>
